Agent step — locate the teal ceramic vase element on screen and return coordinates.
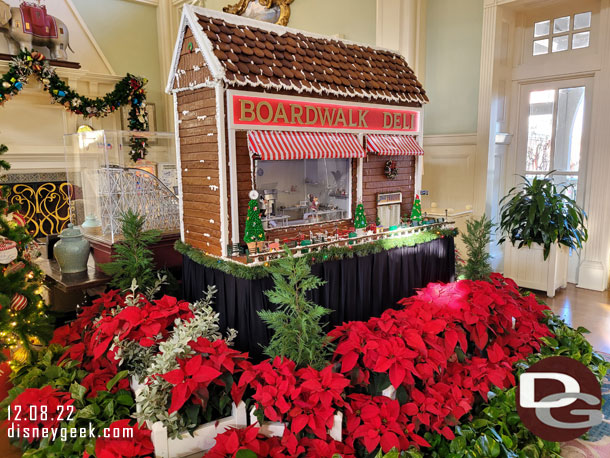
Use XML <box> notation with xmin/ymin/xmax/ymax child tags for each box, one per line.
<box><xmin>54</xmin><ymin>224</ymin><xmax>90</xmax><ymax>273</ymax></box>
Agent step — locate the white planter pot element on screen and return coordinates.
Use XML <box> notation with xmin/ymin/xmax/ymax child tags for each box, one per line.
<box><xmin>150</xmin><ymin>402</ymin><xmax>247</xmax><ymax>458</ymax></box>
<box><xmin>503</xmin><ymin>242</ymin><xmax>568</xmax><ymax>297</ymax></box>
<box><xmin>249</xmin><ymin>407</ymin><xmax>343</xmax><ymax>441</ymax></box>
<box><xmin>130</xmin><ymin>375</ymin><xmax>145</xmax><ymax>395</ymax></box>
<box><xmin>382</xmin><ymin>385</ymin><xmax>397</xmax><ymax>399</ymax></box>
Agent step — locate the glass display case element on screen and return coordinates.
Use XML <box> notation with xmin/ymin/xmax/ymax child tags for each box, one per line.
<box><xmin>64</xmin><ymin>130</ymin><xmax>179</xmax><ymax>243</ymax></box>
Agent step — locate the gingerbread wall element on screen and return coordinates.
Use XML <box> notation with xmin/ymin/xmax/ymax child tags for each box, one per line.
<box><xmin>362</xmin><ymin>155</ymin><xmax>416</xmax><ymax>224</ymax></box>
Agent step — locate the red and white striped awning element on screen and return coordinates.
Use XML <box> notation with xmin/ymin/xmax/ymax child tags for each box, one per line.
<box><xmin>247</xmin><ymin>130</ymin><xmax>365</xmax><ymax>160</ymax></box>
<box><xmin>366</xmin><ymin>134</ymin><xmax>424</xmax><ymax>156</ymax></box>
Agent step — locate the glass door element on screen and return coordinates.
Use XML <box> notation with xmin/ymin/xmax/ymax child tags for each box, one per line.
<box><xmin>517</xmin><ymin>79</ymin><xmax>592</xmax><ymax>283</ymax></box>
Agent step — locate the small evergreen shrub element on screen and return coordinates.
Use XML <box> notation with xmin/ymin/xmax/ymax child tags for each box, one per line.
<box><xmin>101</xmin><ymin>210</ymin><xmax>161</xmax><ymax>292</ymax></box>
<box><xmin>258</xmin><ymin>248</ymin><xmax>334</xmax><ymax>369</ymax></box>
<box><xmin>460</xmin><ymin>214</ymin><xmax>493</xmax><ymax>281</ymax></box>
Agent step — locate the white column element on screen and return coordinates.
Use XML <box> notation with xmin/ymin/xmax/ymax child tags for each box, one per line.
<box><xmin>157</xmin><ymin>0</ymin><xmax>179</xmax><ymax>131</ymax></box>
<box><xmin>474</xmin><ymin>2</ymin><xmax>498</xmax><ymax>217</ymax></box>
<box><xmin>376</xmin><ymin>0</ymin><xmax>427</xmax><ymax>80</ymax></box>
<box><xmin>577</xmin><ymin>1</ymin><xmax>610</xmax><ymax>291</ymax></box>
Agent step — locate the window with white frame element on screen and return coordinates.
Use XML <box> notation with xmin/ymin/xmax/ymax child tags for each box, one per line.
<box><xmin>533</xmin><ymin>12</ymin><xmax>591</xmax><ymax>56</ymax></box>
<box><xmin>255</xmin><ymin>159</ymin><xmax>351</xmax><ymax>229</ymax></box>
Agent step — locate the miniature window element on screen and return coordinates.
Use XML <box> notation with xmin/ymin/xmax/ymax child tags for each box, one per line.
<box><xmin>255</xmin><ymin>159</ymin><xmax>351</xmax><ymax>229</ymax></box>
<box><xmin>532</xmin><ymin>12</ymin><xmax>591</xmax><ymax>55</ymax></box>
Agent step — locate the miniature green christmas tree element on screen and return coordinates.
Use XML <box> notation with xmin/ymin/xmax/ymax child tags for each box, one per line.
<box><xmin>354</xmin><ymin>203</ymin><xmax>367</xmax><ymax>229</ymax></box>
<box><xmin>244</xmin><ymin>198</ymin><xmax>265</xmax><ymax>246</ymax></box>
<box><xmin>410</xmin><ymin>194</ymin><xmax>422</xmax><ymax>225</ymax></box>
<box><xmin>0</xmin><ymin>144</ymin><xmax>53</xmax><ymax>365</ymax></box>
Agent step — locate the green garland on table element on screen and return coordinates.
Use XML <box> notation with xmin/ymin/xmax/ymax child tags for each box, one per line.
<box><xmin>175</xmin><ymin>227</ymin><xmax>458</xmax><ymax>280</ymax></box>
<box><xmin>0</xmin><ymin>49</ymin><xmax>149</xmax><ymax>162</ymax></box>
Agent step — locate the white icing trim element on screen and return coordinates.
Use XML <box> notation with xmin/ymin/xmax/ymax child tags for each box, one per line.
<box><xmin>166</xmin><ymin>6</ymin><xmax>225</xmax><ymax>94</ymax></box>
<box><xmin>166</xmin><ymin>12</ymin><xmax>189</xmax><ymax>93</ymax></box>
<box><xmin>172</xmin><ymin>92</ymin><xmax>186</xmax><ymax>243</ymax></box>
<box><xmin>215</xmin><ymin>82</ymin><xmax>230</xmax><ymax>257</ymax></box>
<box><xmin>228</xmin><ymin>128</ymin><xmax>240</xmax><ymax>247</ymax></box>
<box><xmin>184</xmin><ymin>5</ymin><xmax>226</xmax><ymax>80</ymax></box>
<box><xmin>357</xmin><ymin>134</ymin><xmax>364</xmax><ymax>203</ymax></box>
<box><xmin>223</xmin><ymin>74</ymin><xmax>422</xmax><ymax>105</ymax></box>
<box><xmin>171</xmin><ymin>80</ymin><xmax>217</xmax><ymax>93</ymax></box>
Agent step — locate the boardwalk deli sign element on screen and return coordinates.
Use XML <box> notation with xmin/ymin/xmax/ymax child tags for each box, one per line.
<box><xmin>229</xmin><ymin>93</ymin><xmax>420</xmax><ymax>133</ymax></box>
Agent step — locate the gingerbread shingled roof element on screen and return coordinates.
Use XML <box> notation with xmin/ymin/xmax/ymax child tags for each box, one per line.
<box><xmin>169</xmin><ymin>6</ymin><xmax>428</xmax><ymax>105</ymax></box>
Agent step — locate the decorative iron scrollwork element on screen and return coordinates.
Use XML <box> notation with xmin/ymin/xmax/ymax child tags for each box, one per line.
<box><xmin>4</xmin><ymin>182</ymin><xmax>72</xmax><ymax>238</ymax></box>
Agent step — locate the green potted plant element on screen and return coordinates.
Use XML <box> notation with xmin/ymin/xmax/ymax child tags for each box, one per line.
<box><xmin>498</xmin><ymin>174</ymin><xmax>587</xmax><ymax>297</ymax></box>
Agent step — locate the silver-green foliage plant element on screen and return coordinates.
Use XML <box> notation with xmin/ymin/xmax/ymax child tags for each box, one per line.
<box><xmin>460</xmin><ymin>215</ymin><xmax>493</xmax><ymax>281</ymax></box>
<box><xmin>258</xmin><ymin>248</ymin><xmax>334</xmax><ymax>370</ymax></box>
<box><xmin>134</xmin><ymin>286</ymin><xmax>237</xmax><ymax>438</ymax></box>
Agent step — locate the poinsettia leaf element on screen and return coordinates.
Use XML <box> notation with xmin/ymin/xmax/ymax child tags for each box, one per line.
<box><xmin>236</xmin><ymin>450</ymin><xmax>257</xmax><ymax>458</ymax></box>
<box><xmin>161</xmin><ymin>369</ymin><xmax>185</xmax><ymax>385</ymax></box>
<box><xmin>291</xmin><ymin>414</ymin><xmax>309</xmax><ymax>434</ymax></box>
<box><xmin>168</xmin><ymin>383</ymin><xmax>191</xmax><ymax>414</ymax></box>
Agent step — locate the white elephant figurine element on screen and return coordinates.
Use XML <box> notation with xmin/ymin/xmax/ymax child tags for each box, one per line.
<box><xmin>0</xmin><ymin>0</ymin><xmax>73</xmax><ymax>60</ymax></box>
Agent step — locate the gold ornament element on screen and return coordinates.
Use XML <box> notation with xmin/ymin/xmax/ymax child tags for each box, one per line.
<box><xmin>12</xmin><ymin>346</ymin><xmax>29</xmax><ymax>365</ymax></box>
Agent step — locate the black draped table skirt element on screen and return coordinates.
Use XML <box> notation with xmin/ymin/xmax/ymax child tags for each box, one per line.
<box><xmin>182</xmin><ymin>236</ymin><xmax>455</xmax><ymax>360</ymax></box>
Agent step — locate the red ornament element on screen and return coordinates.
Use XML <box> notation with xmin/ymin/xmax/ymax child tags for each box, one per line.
<box><xmin>10</xmin><ymin>293</ymin><xmax>28</xmax><ymax>311</ymax></box>
<box><xmin>11</xmin><ymin>213</ymin><xmax>26</xmax><ymax>227</ymax></box>
<box><xmin>4</xmin><ymin>261</ymin><xmax>25</xmax><ymax>276</ymax></box>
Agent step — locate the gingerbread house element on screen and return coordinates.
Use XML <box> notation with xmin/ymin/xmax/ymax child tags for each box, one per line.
<box><xmin>167</xmin><ymin>5</ymin><xmax>432</xmax><ymax>261</ymax></box>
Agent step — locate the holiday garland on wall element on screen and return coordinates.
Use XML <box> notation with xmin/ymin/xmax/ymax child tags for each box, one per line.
<box><xmin>0</xmin><ymin>49</ymin><xmax>149</xmax><ymax>162</ymax></box>
<box><xmin>0</xmin><ymin>144</ymin><xmax>53</xmax><ymax>365</ymax></box>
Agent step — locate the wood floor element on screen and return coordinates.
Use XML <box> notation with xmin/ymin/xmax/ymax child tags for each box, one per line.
<box><xmin>1</xmin><ymin>283</ymin><xmax>608</xmax><ymax>456</ymax></box>
<box><xmin>540</xmin><ymin>283</ymin><xmax>610</xmax><ymax>354</ymax></box>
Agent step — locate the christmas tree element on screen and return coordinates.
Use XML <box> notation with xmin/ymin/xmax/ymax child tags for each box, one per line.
<box><xmin>244</xmin><ymin>198</ymin><xmax>265</xmax><ymax>245</ymax></box>
<box><xmin>410</xmin><ymin>194</ymin><xmax>422</xmax><ymax>225</ymax></box>
<box><xmin>354</xmin><ymin>203</ymin><xmax>367</xmax><ymax>229</ymax></box>
<box><xmin>0</xmin><ymin>144</ymin><xmax>53</xmax><ymax>366</ymax></box>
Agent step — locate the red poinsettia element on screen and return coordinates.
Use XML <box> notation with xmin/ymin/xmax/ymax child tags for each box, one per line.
<box><xmin>81</xmin><ymin>367</ymin><xmax>130</xmax><ymax>398</ymax></box>
<box><xmin>6</xmin><ymin>386</ymin><xmax>74</xmax><ymax>442</ymax></box>
<box><xmin>240</xmin><ymin>357</ymin><xmax>349</xmax><ymax>441</ymax></box>
<box><xmin>205</xmin><ymin>425</ymin><xmax>279</xmax><ymax>458</ymax></box>
<box><xmin>332</xmin><ymin>275</ymin><xmax>552</xmax><ymax>453</ymax></box>
<box><xmin>159</xmin><ymin>337</ymin><xmax>251</xmax><ymax>414</ymax></box>
<box><xmin>345</xmin><ymin>394</ymin><xmax>429</xmax><ymax>453</ymax></box>
<box><xmin>89</xmin><ymin>419</ymin><xmax>154</xmax><ymax>458</ymax></box>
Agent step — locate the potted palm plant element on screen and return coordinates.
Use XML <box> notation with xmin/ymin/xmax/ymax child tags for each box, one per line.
<box><xmin>499</xmin><ymin>174</ymin><xmax>587</xmax><ymax>297</ymax></box>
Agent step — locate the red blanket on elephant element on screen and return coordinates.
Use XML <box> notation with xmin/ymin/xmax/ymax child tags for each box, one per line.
<box><xmin>19</xmin><ymin>3</ymin><xmax>57</xmax><ymax>38</ymax></box>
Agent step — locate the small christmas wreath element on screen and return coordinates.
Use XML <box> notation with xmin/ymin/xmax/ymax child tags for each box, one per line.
<box><xmin>384</xmin><ymin>160</ymin><xmax>398</xmax><ymax>180</ymax></box>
